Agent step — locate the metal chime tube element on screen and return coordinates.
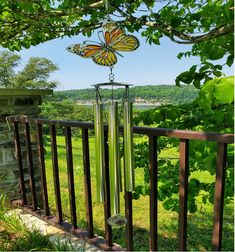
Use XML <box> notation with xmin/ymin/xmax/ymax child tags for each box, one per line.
<box><xmin>109</xmin><ymin>101</ymin><xmax>120</xmax><ymax>215</ymax></box>
<box><xmin>94</xmin><ymin>102</ymin><xmax>105</xmax><ymax>202</ymax></box>
<box><xmin>124</xmin><ymin>101</ymin><xmax>135</xmax><ymax>192</ymax></box>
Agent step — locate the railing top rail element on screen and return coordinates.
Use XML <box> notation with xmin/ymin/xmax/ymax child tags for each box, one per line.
<box><xmin>8</xmin><ymin>116</ymin><xmax>234</xmax><ymax>144</ymax></box>
<box><xmin>133</xmin><ymin>126</ymin><xmax>234</xmax><ymax>144</ymax></box>
<box><xmin>7</xmin><ymin>116</ymin><xmax>94</xmax><ymax>129</ymax></box>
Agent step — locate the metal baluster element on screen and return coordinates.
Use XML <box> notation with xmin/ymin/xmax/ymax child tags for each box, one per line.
<box><xmin>24</xmin><ymin>121</ymin><xmax>37</xmax><ymax>211</ymax></box>
<box><xmin>82</xmin><ymin>128</ymin><xmax>94</xmax><ymax>238</ymax></box>
<box><xmin>125</xmin><ymin>190</ymin><xmax>133</xmax><ymax>250</ymax></box>
<box><xmin>212</xmin><ymin>143</ymin><xmax>227</xmax><ymax>251</ymax></box>
<box><xmin>64</xmin><ymin>126</ymin><xmax>77</xmax><ymax>229</ymax></box>
<box><xmin>178</xmin><ymin>139</ymin><xmax>189</xmax><ymax>251</ymax></box>
<box><xmin>13</xmin><ymin>121</ymin><xmax>27</xmax><ymax>205</ymax></box>
<box><xmin>149</xmin><ymin>135</ymin><xmax>158</xmax><ymax>251</ymax></box>
<box><xmin>36</xmin><ymin>122</ymin><xmax>50</xmax><ymax>216</ymax></box>
<box><xmin>50</xmin><ymin>125</ymin><xmax>63</xmax><ymax>223</ymax></box>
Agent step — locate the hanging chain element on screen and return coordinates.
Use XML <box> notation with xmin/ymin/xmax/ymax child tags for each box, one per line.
<box><xmin>109</xmin><ymin>66</ymin><xmax>115</xmax><ymax>83</ymax></box>
<box><xmin>104</xmin><ymin>0</ymin><xmax>109</xmax><ymax>11</ymax></box>
<box><xmin>103</xmin><ymin>0</ymin><xmax>111</xmax><ymax>20</ymax></box>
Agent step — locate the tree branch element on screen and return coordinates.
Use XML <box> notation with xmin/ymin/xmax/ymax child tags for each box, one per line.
<box><xmin>114</xmin><ymin>6</ymin><xmax>233</xmax><ymax>44</ymax></box>
<box><xmin>170</xmin><ymin>23</ymin><xmax>234</xmax><ymax>44</ymax></box>
<box><xmin>131</xmin><ymin>16</ymin><xmax>234</xmax><ymax>44</ymax></box>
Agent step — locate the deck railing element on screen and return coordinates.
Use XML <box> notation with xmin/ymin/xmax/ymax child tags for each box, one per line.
<box><xmin>9</xmin><ymin>116</ymin><xmax>234</xmax><ymax>251</ymax></box>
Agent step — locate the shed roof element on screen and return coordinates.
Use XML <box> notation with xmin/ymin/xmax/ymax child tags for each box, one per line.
<box><xmin>0</xmin><ymin>89</ymin><xmax>53</xmax><ymax>96</ymax></box>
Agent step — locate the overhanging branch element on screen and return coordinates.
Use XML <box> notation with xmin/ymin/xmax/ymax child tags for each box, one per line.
<box><xmin>114</xmin><ymin>6</ymin><xmax>234</xmax><ymax>44</ymax></box>
<box><xmin>166</xmin><ymin>23</ymin><xmax>234</xmax><ymax>44</ymax></box>
<box><xmin>130</xmin><ymin>16</ymin><xmax>234</xmax><ymax>44</ymax></box>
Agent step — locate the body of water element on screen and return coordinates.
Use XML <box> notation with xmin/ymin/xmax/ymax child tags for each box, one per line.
<box><xmin>77</xmin><ymin>102</ymin><xmax>161</xmax><ymax>110</ymax></box>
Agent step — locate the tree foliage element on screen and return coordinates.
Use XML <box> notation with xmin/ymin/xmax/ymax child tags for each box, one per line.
<box><xmin>40</xmin><ymin>99</ymin><xmax>94</xmax><ymax>122</ymax></box>
<box><xmin>14</xmin><ymin>57</ymin><xmax>59</xmax><ymax>89</ymax></box>
<box><xmin>133</xmin><ymin>101</ymin><xmax>234</xmax><ymax>213</ymax></box>
<box><xmin>0</xmin><ymin>51</ymin><xmax>59</xmax><ymax>89</ymax></box>
<box><xmin>40</xmin><ymin>99</ymin><xmax>94</xmax><ymax>136</ymax></box>
<box><xmin>131</xmin><ymin>77</ymin><xmax>234</xmax><ymax>212</ymax></box>
<box><xmin>0</xmin><ymin>51</ymin><xmax>21</xmax><ymax>88</ymax></box>
<box><xmin>0</xmin><ymin>0</ymin><xmax>233</xmax><ymax>86</ymax></box>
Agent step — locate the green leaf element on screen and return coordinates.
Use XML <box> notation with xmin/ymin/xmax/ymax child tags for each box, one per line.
<box><xmin>202</xmin><ymin>195</ymin><xmax>207</xmax><ymax>204</ymax></box>
<box><xmin>188</xmin><ymin>199</ymin><xmax>197</xmax><ymax>213</ymax></box>
<box><xmin>191</xmin><ymin>12</ymin><xmax>202</xmax><ymax>21</ymax></box>
<box><xmin>163</xmin><ymin>198</ymin><xmax>177</xmax><ymax>211</ymax></box>
<box><xmin>203</xmin><ymin>153</ymin><xmax>216</xmax><ymax>171</ymax></box>
<box><xmin>197</xmin><ymin>79</ymin><xmax>214</xmax><ymax>109</ymax></box>
<box><xmin>198</xmin><ymin>76</ymin><xmax>234</xmax><ymax>108</ymax></box>
<box><xmin>213</xmin><ymin>71</ymin><xmax>222</xmax><ymax>77</ymax></box>
<box><xmin>189</xmin><ymin>65</ymin><xmax>197</xmax><ymax>73</ymax></box>
<box><xmin>188</xmin><ymin>178</ymin><xmax>200</xmax><ymax>196</ymax></box>
<box><xmin>193</xmin><ymin>79</ymin><xmax>200</xmax><ymax>89</ymax></box>
<box><xmin>205</xmin><ymin>46</ymin><xmax>226</xmax><ymax>60</ymax></box>
<box><xmin>226</xmin><ymin>55</ymin><xmax>234</xmax><ymax>67</ymax></box>
<box><xmin>132</xmin><ymin>191</ymin><xmax>140</xmax><ymax>200</ymax></box>
<box><xmin>170</xmin><ymin>17</ymin><xmax>182</xmax><ymax>28</ymax></box>
<box><xmin>177</xmin><ymin>52</ymin><xmax>184</xmax><ymax>59</ymax></box>
<box><xmin>214</xmin><ymin>76</ymin><xmax>234</xmax><ymax>103</ymax></box>
<box><xmin>199</xmin><ymin>65</ymin><xmax>210</xmax><ymax>73</ymax></box>
<box><xmin>176</xmin><ymin>71</ymin><xmax>194</xmax><ymax>85</ymax></box>
<box><xmin>214</xmin><ymin>65</ymin><xmax>223</xmax><ymax>71</ymax></box>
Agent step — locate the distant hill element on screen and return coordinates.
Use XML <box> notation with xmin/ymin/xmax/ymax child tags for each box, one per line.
<box><xmin>53</xmin><ymin>85</ymin><xmax>199</xmax><ymax>105</ymax></box>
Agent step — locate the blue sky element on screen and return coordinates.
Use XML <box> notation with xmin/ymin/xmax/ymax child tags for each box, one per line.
<box><xmin>2</xmin><ymin>31</ymin><xmax>233</xmax><ymax>90</ymax></box>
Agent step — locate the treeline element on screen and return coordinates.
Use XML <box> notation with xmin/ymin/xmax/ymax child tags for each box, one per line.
<box><xmin>40</xmin><ymin>99</ymin><xmax>94</xmax><ymax>122</ymax></box>
<box><xmin>52</xmin><ymin>85</ymin><xmax>199</xmax><ymax>105</ymax></box>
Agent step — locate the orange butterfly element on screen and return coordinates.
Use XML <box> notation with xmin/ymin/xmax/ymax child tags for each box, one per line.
<box><xmin>67</xmin><ymin>19</ymin><xmax>139</xmax><ymax>66</ymax></box>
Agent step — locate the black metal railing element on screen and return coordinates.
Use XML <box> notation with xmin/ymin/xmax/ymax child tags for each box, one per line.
<box><xmin>9</xmin><ymin>116</ymin><xmax>234</xmax><ymax>251</ymax></box>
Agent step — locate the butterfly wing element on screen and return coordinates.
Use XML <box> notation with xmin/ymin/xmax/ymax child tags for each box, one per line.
<box><xmin>67</xmin><ymin>43</ymin><xmax>116</xmax><ymax>66</ymax></box>
<box><xmin>67</xmin><ymin>44</ymin><xmax>103</xmax><ymax>58</ymax></box>
<box><xmin>92</xmin><ymin>49</ymin><xmax>117</xmax><ymax>66</ymax></box>
<box><xmin>102</xmin><ymin>20</ymin><xmax>139</xmax><ymax>52</ymax></box>
<box><xmin>103</xmin><ymin>20</ymin><xmax>125</xmax><ymax>44</ymax></box>
<box><xmin>112</xmin><ymin>34</ymin><xmax>139</xmax><ymax>51</ymax></box>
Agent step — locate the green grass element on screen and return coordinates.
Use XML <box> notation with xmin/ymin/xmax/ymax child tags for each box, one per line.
<box><xmin>44</xmin><ymin>135</ymin><xmax>234</xmax><ymax>251</ymax></box>
<box><xmin>0</xmin><ymin>195</ymin><xmax>78</xmax><ymax>251</ymax></box>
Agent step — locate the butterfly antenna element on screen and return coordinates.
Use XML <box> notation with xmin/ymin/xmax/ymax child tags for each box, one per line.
<box><xmin>113</xmin><ymin>50</ymin><xmax>124</xmax><ymax>58</ymax></box>
<box><xmin>98</xmin><ymin>31</ymin><xmax>104</xmax><ymax>43</ymax></box>
<box><xmin>83</xmin><ymin>40</ymin><xmax>102</xmax><ymax>45</ymax></box>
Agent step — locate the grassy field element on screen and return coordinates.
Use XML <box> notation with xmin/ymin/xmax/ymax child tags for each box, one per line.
<box><xmin>44</xmin><ymin>135</ymin><xmax>234</xmax><ymax>251</ymax></box>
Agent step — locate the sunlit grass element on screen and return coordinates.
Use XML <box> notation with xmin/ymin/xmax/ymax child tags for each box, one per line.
<box><xmin>0</xmin><ymin>195</ymin><xmax>77</xmax><ymax>251</ymax></box>
<box><xmin>44</xmin><ymin>135</ymin><xmax>234</xmax><ymax>251</ymax></box>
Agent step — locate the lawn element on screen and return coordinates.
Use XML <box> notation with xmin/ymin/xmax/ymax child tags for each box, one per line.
<box><xmin>44</xmin><ymin>135</ymin><xmax>234</xmax><ymax>251</ymax></box>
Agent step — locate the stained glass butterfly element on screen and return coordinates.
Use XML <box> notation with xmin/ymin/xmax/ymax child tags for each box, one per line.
<box><xmin>66</xmin><ymin>19</ymin><xmax>139</xmax><ymax>66</ymax></box>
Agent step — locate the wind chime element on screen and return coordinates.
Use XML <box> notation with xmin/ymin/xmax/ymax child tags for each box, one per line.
<box><xmin>66</xmin><ymin>1</ymin><xmax>139</xmax><ymax>226</ymax></box>
<box><xmin>93</xmin><ymin>80</ymin><xmax>135</xmax><ymax>226</ymax></box>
